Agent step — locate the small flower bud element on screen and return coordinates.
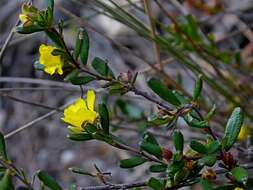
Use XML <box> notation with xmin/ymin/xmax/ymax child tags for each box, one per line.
<box><xmin>222</xmin><ymin>152</ymin><xmax>236</xmax><ymax>169</ymax></box>
<box><xmin>118</xmin><ymin>72</ymin><xmax>131</xmax><ymax>82</ymax></box>
<box><xmin>202</xmin><ymin>169</ymin><xmax>216</xmax><ymax>180</ymax></box>
<box><xmin>185</xmin><ymin>160</ymin><xmax>194</xmax><ymax>170</ymax></box>
<box><xmin>162</xmin><ymin>148</ymin><xmax>173</xmax><ymax>161</ymax></box>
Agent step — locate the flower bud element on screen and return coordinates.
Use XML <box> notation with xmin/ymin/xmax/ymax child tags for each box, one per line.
<box><xmin>202</xmin><ymin>169</ymin><xmax>216</xmax><ymax>180</ymax></box>
<box><xmin>118</xmin><ymin>71</ymin><xmax>132</xmax><ymax>83</ymax></box>
<box><xmin>162</xmin><ymin>148</ymin><xmax>173</xmax><ymax>161</ymax></box>
<box><xmin>185</xmin><ymin>160</ymin><xmax>194</xmax><ymax>170</ymax></box>
<box><xmin>222</xmin><ymin>152</ymin><xmax>236</xmax><ymax>169</ymax></box>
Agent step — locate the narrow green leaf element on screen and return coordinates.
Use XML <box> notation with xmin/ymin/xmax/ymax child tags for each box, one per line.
<box><xmin>172</xmin><ymin>131</ymin><xmax>184</xmax><ymax>152</ymax></box>
<box><xmin>143</xmin><ymin>132</ymin><xmax>159</xmax><ymax>146</ymax></box>
<box><xmin>231</xmin><ymin>167</ymin><xmax>248</xmax><ymax>184</ymax></box>
<box><xmin>167</xmin><ymin>161</ymin><xmax>184</xmax><ymax>175</ymax></box>
<box><xmin>85</xmin><ymin>123</ymin><xmax>98</xmax><ymax>134</ymax></box>
<box><xmin>207</xmin><ymin>140</ymin><xmax>221</xmax><ymax>154</ymax></box>
<box><xmin>16</xmin><ymin>25</ymin><xmax>44</xmax><ymax>34</ymax></box>
<box><xmin>45</xmin><ymin>30</ymin><xmax>64</xmax><ymax>48</ymax></box>
<box><xmin>174</xmin><ymin>168</ymin><xmax>189</xmax><ymax>183</ymax></box>
<box><xmin>222</xmin><ymin>107</ymin><xmax>244</xmax><ymax>151</ymax></box>
<box><xmin>67</xmin><ymin>133</ymin><xmax>93</xmax><ymax>141</ymax></box>
<box><xmin>0</xmin><ymin>132</ymin><xmax>8</xmax><ymax>160</ymax></box>
<box><xmin>91</xmin><ymin>57</ymin><xmax>115</xmax><ymax>78</ymax></box>
<box><xmin>190</xmin><ymin>140</ymin><xmax>207</xmax><ymax>154</ymax></box>
<box><xmin>119</xmin><ymin>157</ymin><xmax>146</xmax><ymax>168</ymax></box>
<box><xmin>37</xmin><ymin>170</ymin><xmax>62</xmax><ymax>190</ymax></box>
<box><xmin>140</xmin><ymin>142</ymin><xmax>162</xmax><ymax>159</ymax></box>
<box><xmin>147</xmin><ymin>78</ymin><xmax>180</xmax><ymax>106</ymax></box>
<box><xmin>64</xmin><ymin>69</ymin><xmax>80</xmax><ymax>82</ymax></box>
<box><xmin>98</xmin><ymin>103</ymin><xmax>110</xmax><ymax>134</ymax></box>
<box><xmin>70</xmin><ymin>76</ymin><xmax>95</xmax><ymax>85</ymax></box>
<box><xmin>73</xmin><ymin>28</ymin><xmax>84</xmax><ymax>60</ymax></box>
<box><xmin>199</xmin><ymin>154</ymin><xmax>216</xmax><ymax>167</ymax></box>
<box><xmin>148</xmin><ymin>177</ymin><xmax>163</xmax><ymax>190</ymax></box>
<box><xmin>149</xmin><ymin>164</ymin><xmax>167</xmax><ymax>173</ymax></box>
<box><xmin>0</xmin><ymin>170</ymin><xmax>14</xmax><ymax>190</ymax></box>
<box><xmin>193</xmin><ymin>74</ymin><xmax>203</xmax><ymax>100</ymax></box>
<box><xmin>79</xmin><ymin>29</ymin><xmax>89</xmax><ymax>65</ymax></box>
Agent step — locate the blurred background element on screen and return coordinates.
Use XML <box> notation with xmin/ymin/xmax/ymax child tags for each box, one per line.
<box><xmin>0</xmin><ymin>0</ymin><xmax>253</xmax><ymax>188</ymax></box>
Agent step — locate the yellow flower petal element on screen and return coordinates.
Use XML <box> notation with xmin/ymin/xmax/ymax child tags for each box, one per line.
<box><xmin>62</xmin><ymin>95</ymin><xmax>97</xmax><ymax>132</ymax></box>
<box><xmin>86</xmin><ymin>90</ymin><xmax>95</xmax><ymax>111</ymax></box>
<box><xmin>19</xmin><ymin>14</ymin><xmax>28</xmax><ymax>23</ymax></box>
<box><xmin>39</xmin><ymin>44</ymin><xmax>64</xmax><ymax>75</ymax></box>
<box><xmin>234</xmin><ymin>188</ymin><xmax>244</xmax><ymax>190</ymax></box>
<box><xmin>237</xmin><ymin>125</ymin><xmax>249</xmax><ymax>141</ymax></box>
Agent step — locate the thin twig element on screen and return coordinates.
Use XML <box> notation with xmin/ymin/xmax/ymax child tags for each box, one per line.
<box><xmin>0</xmin><ymin>92</ymin><xmax>62</xmax><ymax>111</ymax></box>
<box><xmin>0</xmin><ymin>20</ymin><xmax>19</xmax><ymax>64</ymax></box>
<box><xmin>4</xmin><ymin>102</ymin><xmax>69</xmax><ymax>139</ymax></box>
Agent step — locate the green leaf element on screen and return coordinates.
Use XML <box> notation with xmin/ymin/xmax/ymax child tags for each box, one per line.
<box><xmin>67</xmin><ymin>133</ymin><xmax>93</xmax><ymax>141</ymax></box>
<box><xmin>70</xmin><ymin>76</ymin><xmax>95</xmax><ymax>85</ymax></box>
<box><xmin>37</xmin><ymin>170</ymin><xmax>62</xmax><ymax>190</ymax></box>
<box><xmin>222</xmin><ymin>107</ymin><xmax>244</xmax><ymax>151</ymax></box>
<box><xmin>93</xmin><ymin>132</ymin><xmax>115</xmax><ymax>146</ymax></box>
<box><xmin>193</xmin><ymin>74</ymin><xmax>203</xmax><ymax>100</ymax></box>
<box><xmin>148</xmin><ymin>177</ymin><xmax>163</xmax><ymax>190</ymax></box>
<box><xmin>119</xmin><ymin>157</ymin><xmax>146</xmax><ymax>168</ymax></box>
<box><xmin>45</xmin><ymin>30</ymin><xmax>64</xmax><ymax>48</ymax></box>
<box><xmin>98</xmin><ymin>103</ymin><xmax>110</xmax><ymax>134</ymax></box>
<box><xmin>174</xmin><ymin>168</ymin><xmax>189</xmax><ymax>183</ymax></box>
<box><xmin>85</xmin><ymin>123</ymin><xmax>98</xmax><ymax>134</ymax></box>
<box><xmin>73</xmin><ymin>28</ymin><xmax>83</xmax><ymax>60</ymax></box>
<box><xmin>149</xmin><ymin>164</ymin><xmax>167</xmax><ymax>173</ymax></box>
<box><xmin>91</xmin><ymin>57</ymin><xmax>115</xmax><ymax>78</ymax></box>
<box><xmin>47</xmin><ymin>0</ymin><xmax>54</xmax><ymax>23</ymax></box>
<box><xmin>231</xmin><ymin>167</ymin><xmax>248</xmax><ymax>184</ymax></box>
<box><xmin>167</xmin><ymin>161</ymin><xmax>184</xmax><ymax>175</ymax></box>
<box><xmin>147</xmin><ymin>78</ymin><xmax>180</xmax><ymax>106</ymax></box>
<box><xmin>173</xmin><ymin>131</ymin><xmax>184</xmax><ymax>152</ymax></box>
<box><xmin>199</xmin><ymin>154</ymin><xmax>216</xmax><ymax>167</ymax></box>
<box><xmin>16</xmin><ymin>25</ymin><xmax>44</xmax><ymax>34</ymax></box>
<box><xmin>204</xmin><ymin>105</ymin><xmax>216</xmax><ymax>121</ymax></box>
<box><xmin>143</xmin><ymin>132</ymin><xmax>159</xmax><ymax>145</ymax></box>
<box><xmin>0</xmin><ymin>133</ymin><xmax>8</xmax><ymax>160</ymax></box>
<box><xmin>207</xmin><ymin>140</ymin><xmax>221</xmax><ymax>154</ymax></box>
<box><xmin>186</xmin><ymin>114</ymin><xmax>208</xmax><ymax>128</ymax></box>
<box><xmin>140</xmin><ymin>142</ymin><xmax>162</xmax><ymax>160</ymax></box>
<box><xmin>79</xmin><ymin>29</ymin><xmax>89</xmax><ymax>65</ymax></box>
<box><xmin>200</xmin><ymin>179</ymin><xmax>213</xmax><ymax>190</ymax></box>
<box><xmin>0</xmin><ymin>170</ymin><xmax>14</xmax><ymax>190</ymax></box>
<box><xmin>64</xmin><ymin>69</ymin><xmax>80</xmax><ymax>82</ymax></box>
<box><xmin>190</xmin><ymin>140</ymin><xmax>207</xmax><ymax>154</ymax></box>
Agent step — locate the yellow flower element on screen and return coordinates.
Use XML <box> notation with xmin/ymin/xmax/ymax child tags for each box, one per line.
<box><xmin>234</xmin><ymin>188</ymin><xmax>244</xmax><ymax>190</ymax></box>
<box><xmin>39</xmin><ymin>44</ymin><xmax>64</xmax><ymax>75</ymax></box>
<box><xmin>19</xmin><ymin>13</ymin><xmax>33</xmax><ymax>27</ymax></box>
<box><xmin>62</xmin><ymin>90</ymin><xmax>97</xmax><ymax>133</ymax></box>
<box><xmin>19</xmin><ymin>14</ymin><xmax>29</xmax><ymax>23</ymax></box>
<box><xmin>237</xmin><ymin>125</ymin><xmax>249</xmax><ymax>141</ymax></box>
